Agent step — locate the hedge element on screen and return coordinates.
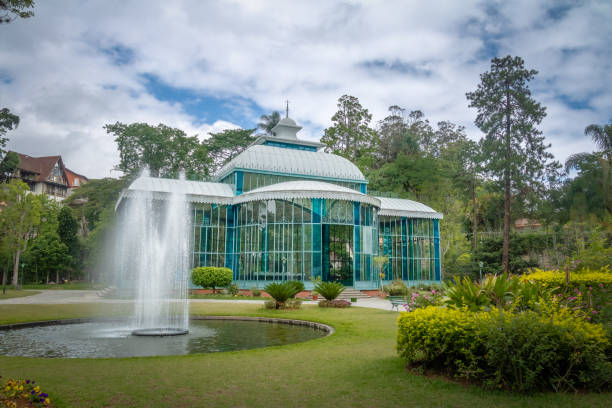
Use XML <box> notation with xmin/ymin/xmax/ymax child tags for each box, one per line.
<box><xmin>521</xmin><ymin>267</ymin><xmax>612</xmax><ymax>291</ymax></box>
<box><xmin>397</xmin><ymin>306</ymin><xmax>611</xmax><ymax>392</ymax></box>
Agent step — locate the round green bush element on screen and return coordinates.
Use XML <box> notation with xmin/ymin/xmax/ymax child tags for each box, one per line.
<box><xmin>191</xmin><ymin>266</ymin><xmax>233</xmax><ymax>293</ymax></box>
<box><xmin>383</xmin><ymin>280</ymin><xmax>409</xmax><ymax>296</ymax></box>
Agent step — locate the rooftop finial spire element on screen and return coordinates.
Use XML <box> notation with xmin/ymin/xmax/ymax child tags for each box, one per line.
<box><xmin>285</xmin><ymin>100</ymin><xmax>289</xmax><ymax>118</ymax></box>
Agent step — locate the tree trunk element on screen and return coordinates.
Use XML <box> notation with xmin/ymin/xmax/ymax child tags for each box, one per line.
<box><xmin>579</xmin><ymin>215</ymin><xmax>585</xmax><ymax>250</ymax></box>
<box><xmin>56</xmin><ymin>270</ymin><xmax>59</xmax><ymax>284</ymax></box>
<box><xmin>11</xmin><ymin>248</ymin><xmax>21</xmax><ymax>287</ymax></box>
<box><xmin>1</xmin><ymin>264</ymin><xmax>7</xmax><ymax>288</ymax></box>
<box><xmin>502</xmin><ymin>83</ymin><xmax>512</xmax><ymax>273</ymax></box>
<box><xmin>472</xmin><ymin>179</ymin><xmax>478</xmax><ymax>252</ymax></box>
<box><xmin>46</xmin><ymin>271</ymin><xmax>49</xmax><ymax>284</ymax></box>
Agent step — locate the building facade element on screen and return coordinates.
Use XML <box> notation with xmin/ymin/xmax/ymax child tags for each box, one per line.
<box><xmin>4</xmin><ymin>152</ymin><xmax>88</xmax><ymax>200</ymax></box>
<box><xmin>121</xmin><ymin>117</ymin><xmax>442</xmax><ymax>290</ymax></box>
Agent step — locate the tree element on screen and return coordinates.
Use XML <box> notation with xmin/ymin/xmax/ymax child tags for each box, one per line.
<box><xmin>25</xmin><ymin>232</ymin><xmax>70</xmax><ymax>284</ymax></box>
<box><xmin>0</xmin><ymin>0</ymin><xmax>34</xmax><ymax>24</ymax></box>
<box><xmin>0</xmin><ymin>151</ymin><xmax>19</xmax><ymax>181</ymax></box>
<box><xmin>0</xmin><ymin>179</ymin><xmax>41</xmax><ymax>286</ymax></box>
<box><xmin>321</xmin><ymin>95</ymin><xmax>377</xmax><ymax>163</ymax></box>
<box><xmin>57</xmin><ymin>206</ymin><xmax>79</xmax><ymax>278</ymax></box>
<box><xmin>466</xmin><ymin>55</ymin><xmax>558</xmax><ymax>272</ymax></box>
<box><xmin>376</xmin><ymin>106</ymin><xmax>420</xmax><ymax>164</ymax></box>
<box><xmin>63</xmin><ymin>177</ymin><xmax>128</xmax><ymax>283</ymax></box>
<box><xmin>191</xmin><ymin>266</ymin><xmax>232</xmax><ymax>293</ymax></box>
<box><xmin>104</xmin><ymin>122</ymin><xmax>209</xmax><ymax>178</ymax></box>
<box><xmin>566</xmin><ymin>122</ymin><xmax>612</xmax><ymax>215</ymax></box>
<box><xmin>257</xmin><ymin>111</ymin><xmax>281</xmax><ymax>135</ymax></box>
<box><xmin>0</xmin><ymin>108</ymin><xmax>19</xmax><ymax>156</ymax></box>
<box><xmin>452</xmin><ymin>139</ymin><xmax>483</xmax><ymax>251</ymax></box>
<box><xmin>204</xmin><ymin>128</ymin><xmax>256</xmax><ymax>173</ymax></box>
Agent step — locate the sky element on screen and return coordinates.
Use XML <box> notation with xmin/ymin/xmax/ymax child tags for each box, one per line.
<box><xmin>0</xmin><ymin>0</ymin><xmax>611</xmax><ymax>178</ymax></box>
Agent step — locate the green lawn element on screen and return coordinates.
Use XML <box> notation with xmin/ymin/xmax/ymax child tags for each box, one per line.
<box><xmin>0</xmin><ymin>303</ymin><xmax>609</xmax><ymax>408</ymax></box>
<box><xmin>0</xmin><ymin>289</ymin><xmax>40</xmax><ymax>300</ymax></box>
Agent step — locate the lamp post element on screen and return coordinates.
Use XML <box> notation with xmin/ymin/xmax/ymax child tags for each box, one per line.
<box><xmin>478</xmin><ymin>261</ymin><xmax>484</xmax><ymax>281</ymax></box>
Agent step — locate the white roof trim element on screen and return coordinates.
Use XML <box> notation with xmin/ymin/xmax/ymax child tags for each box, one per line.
<box><xmin>235</xmin><ymin>180</ymin><xmax>380</xmax><ymax>207</ymax></box>
<box><xmin>116</xmin><ymin>177</ymin><xmax>234</xmax><ymax>209</ymax></box>
<box><xmin>376</xmin><ymin>197</ymin><xmax>443</xmax><ymax>219</ymax></box>
<box><xmin>117</xmin><ymin>178</ymin><xmax>443</xmax><ymax>220</ymax></box>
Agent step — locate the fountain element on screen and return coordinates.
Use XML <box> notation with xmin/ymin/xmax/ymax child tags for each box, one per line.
<box><xmin>115</xmin><ymin>170</ymin><xmax>191</xmax><ymax>336</ymax></box>
<box><xmin>0</xmin><ymin>172</ymin><xmax>331</xmax><ymax>358</ymax></box>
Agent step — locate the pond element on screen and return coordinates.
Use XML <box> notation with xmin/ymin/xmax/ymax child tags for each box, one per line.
<box><xmin>0</xmin><ymin>318</ymin><xmax>330</xmax><ymax>358</ymax></box>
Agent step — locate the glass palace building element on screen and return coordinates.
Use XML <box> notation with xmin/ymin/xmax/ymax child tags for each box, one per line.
<box><xmin>122</xmin><ymin>116</ymin><xmax>442</xmax><ymax>290</ymax></box>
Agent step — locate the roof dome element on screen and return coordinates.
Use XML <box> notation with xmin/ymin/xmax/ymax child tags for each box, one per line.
<box><xmin>271</xmin><ymin>115</ymin><xmax>302</xmax><ymax>139</ymax></box>
<box><xmin>215</xmin><ymin>144</ymin><xmax>366</xmax><ymax>182</ymax></box>
<box><xmin>276</xmin><ymin>117</ymin><xmax>298</xmax><ymax>127</ymax></box>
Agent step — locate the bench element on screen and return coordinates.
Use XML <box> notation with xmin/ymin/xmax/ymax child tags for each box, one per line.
<box><xmin>387</xmin><ymin>296</ymin><xmax>406</xmax><ymax>311</ymax></box>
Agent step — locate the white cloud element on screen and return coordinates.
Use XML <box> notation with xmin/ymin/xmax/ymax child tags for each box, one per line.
<box><xmin>0</xmin><ymin>0</ymin><xmax>610</xmax><ymax>178</ymax></box>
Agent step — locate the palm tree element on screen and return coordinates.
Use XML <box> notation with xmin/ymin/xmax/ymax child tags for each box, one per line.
<box><xmin>257</xmin><ymin>111</ymin><xmax>281</xmax><ymax>135</ymax></box>
<box><xmin>566</xmin><ymin>123</ymin><xmax>612</xmax><ymax>213</ymax></box>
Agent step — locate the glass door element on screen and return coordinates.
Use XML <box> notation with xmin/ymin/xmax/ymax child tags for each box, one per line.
<box><xmin>322</xmin><ymin>224</ymin><xmax>353</xmax><ymax>286</ymax></box>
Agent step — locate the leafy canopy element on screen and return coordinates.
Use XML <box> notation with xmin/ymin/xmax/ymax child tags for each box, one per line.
<box><xmin>104</xmin><ymin>122</ymin><xmax>209</xmax><ymax>179</ymax></box>
<box><xmin>257</xmin><ymin>111</ymin><xmax>281</xmax><ymax>135</ymax></box>
<box><xmin>0</xmin><ymin>0</ymin><xmax>34</xmax><ymax>24</ymax></box>
<box><xmin>321</xmin><ymin>94</ymin><xmax>377</xmax><ymax>164</ymax></box>
<box><xmin>204</xmin><ymin>128</ymin><xmax>256</xmax><ymax>173</ymax></box>
<box><xmin>191</xmin><ymin>266</ymin><xmax>233</xmax><ymax>293</ymax></box>
<box><xmin>0</xmin><ymin>108</ymin><xmax>19</xmax><ymax>156</ymax></box>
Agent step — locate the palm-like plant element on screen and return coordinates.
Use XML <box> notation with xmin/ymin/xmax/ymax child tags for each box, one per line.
<box><xmin>442</xmin><ymin>276</ymin><xmax>490</xmax><ymax>311</ymax></box>
<box><xmin>480</xmin><ymin>273</ymin><xmax>520</xmax><ymax>308</ymax></box>
<box><xmin>257</xmin><ymin>111</ymin><xmax>281</xmax><ymax>135</ymax></box>
<box><xmin>314</xmin><ymin>282</ymin><xmax>345</xmax><ymax>301</ymax></box>
<box><xmin>264</xmin><ymin>282</ymin><xmax>294</xmax><ymax>309</ymax></box>
<box><xmin>566</xmin><ymin>123</ymin><xmax>612</xmax><ymax>213</ymax></box>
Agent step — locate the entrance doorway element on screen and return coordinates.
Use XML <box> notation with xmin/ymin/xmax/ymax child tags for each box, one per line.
<box><xmin>322</xmin><ymin>224</ymin><xmax>353</xmax><ymax>286</ymax></box>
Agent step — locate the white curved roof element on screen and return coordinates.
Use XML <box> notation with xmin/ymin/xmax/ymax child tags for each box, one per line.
<box><xmin>117</xmin><ymin>177</ymin><xmax>442</xmax><ymax>220</ymax></box>
<box><xmin>235</xmin><ymin>180</ymin><xmax>380</xmax><ymax>207</ymax></box>
<box><xmin>376</xmin><ymin>197</ymin><xmax>443</xmax><ymax>219</ymax></box>
<box><xmin>215</xmin><ymin>145</ymin><xmax>366</xmax><ymax>182</ymax></box>
<box><xmin>121</xmin><ymin>176</ymin><xmax>234</xmax><ymax>205</ymax></box>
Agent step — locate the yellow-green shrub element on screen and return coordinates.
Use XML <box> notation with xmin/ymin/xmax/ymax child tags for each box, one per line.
<box><xmin>397</xmin><ymin>306</ymin><xmax>611</xmax><ymax>392</ymax></box>
<box><xmin>522</xmin><ymin>267</ymin><xmax>612</xmax><ymax>325</ymax></box>
<box><xmin>521</xmin><ymin>267</ymin><xmax>612</xmax><ymax>290</ymax></box>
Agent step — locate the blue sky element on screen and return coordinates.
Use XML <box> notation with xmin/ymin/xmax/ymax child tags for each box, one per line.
<box><xmin>0</xmin><ymin>0</ymin><xmax>610</xmax><ymax>178</ymax></box>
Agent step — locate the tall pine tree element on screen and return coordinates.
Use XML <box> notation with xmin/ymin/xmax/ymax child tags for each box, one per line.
<box><xmin>321</xmin><ymin>95</ymin><xmax>377</xmax><ymax>164</ymax></box>
<box><xmin>466</xmin><ymin>55</ymin><xmax>557</xmax><ymax>272</ymax></box>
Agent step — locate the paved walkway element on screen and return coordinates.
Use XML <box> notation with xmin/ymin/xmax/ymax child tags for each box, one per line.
<box><xmin>0</xmin><ymin>290</ymin><xmax>396</xmax><ymax>310</ymax></box>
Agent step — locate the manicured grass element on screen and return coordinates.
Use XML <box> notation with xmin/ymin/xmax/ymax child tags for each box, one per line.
<box><xmin>0</xmin><ymin>289</ymin><xmax>40</xmax><ymax>300</ymax></box>
<box><xmin>21</xmin><ymin>282</ymin><xmax>104</xmax><ymax>290</ymax></box>
<box><xmin>1</xmin><ymin>303</ymin><xmax>610</xmax><ymax>407</ymax></box>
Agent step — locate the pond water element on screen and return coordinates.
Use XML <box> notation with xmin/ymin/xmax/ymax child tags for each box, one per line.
<box><xmin>0</xmin><ymin>319</ymin><xmax>327</xmax><ymax>358</ymax></box>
